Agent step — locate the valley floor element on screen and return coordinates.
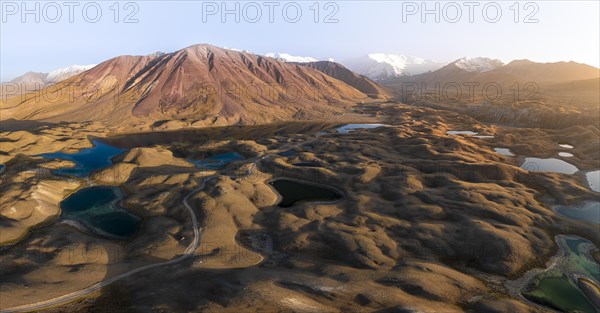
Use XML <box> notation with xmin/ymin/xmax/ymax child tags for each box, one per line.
<box><xmin>0</xmin><ymin>102</ymin><xmax>599</xmax><ymax>313</ymax></box>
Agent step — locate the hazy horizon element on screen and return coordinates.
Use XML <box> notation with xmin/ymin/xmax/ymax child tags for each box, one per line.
<box><xmin>2</xmin><ymin>1</ymin><xmax>599</xmax><ymax>81</ymax></box>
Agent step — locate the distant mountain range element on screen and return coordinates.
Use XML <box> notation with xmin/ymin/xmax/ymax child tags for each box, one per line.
<box><xmin>6</xmin><ymin>50</ymin><xmax>598</xmax><ymax>86</ymax></box>
<box><xmin>385</xmin><ymin>58</ymin><xmax>600</xmax><ymax>88</ymax></box>
<box><xmin>263</xmin><ymin>53</ymin><xmax>597</xmax><ymax>82</ymax></box>
<box><xmin>3</xmin><ymin>64</ymin><xmax>96</xmax><ymax>91</ymax></box>
<box><xmin>266</xmin><ymin>52</ymin><xmax>446</xmax><ymax>80</ymax></box>
<box><xmin>2</xmin><ymin>44</ymin><xmax>598</xmax><ymax>128</ymax></box>
<box><xmin>261</xmin><ymin>53</ymin><xmax>599</xmax><ymax>83</ymax></box>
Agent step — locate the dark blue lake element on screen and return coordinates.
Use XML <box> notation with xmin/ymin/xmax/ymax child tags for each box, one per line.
<box><xmin>293</xmin><ymin>162</ymin><xmax>323</xmax><ymax>168</ymax></box>
<box><xmin>278</xmin><ymin>149</ymin><xmax>299</xmax><ymax>157</ymax></box>
<box><xmin>60</xmin><ymin>186</ymin><xmax>140</xmax><ymax>239</ymax></box>
<box><xmin>39</xmin><ymin>140</ymin><xmax>126</xmax><ymax>177</ymax></box>
<box><xmin>270</xmin><ymin>179</ymin><xmax>343</xmax><ymax>208</ymax></box>
<box><xmin>189</xmin><ymin>152</ymin><xmax>245</xmax><ymax>170</ymax></box>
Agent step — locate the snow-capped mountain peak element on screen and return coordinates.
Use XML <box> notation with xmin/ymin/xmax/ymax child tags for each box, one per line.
<box><xmin>452</xmin><ymin>57</ymin><xmax>504</xmax><ymax>72</ymax></box>
<box><xmin>265</xmin><ymin>52</ymin><xmax>319</xmax><ymax>63</ymax></box>
<box><xmin>46</xmin><ymin>64</ymin><xmax>97</xmax><ymax>83</ymax></box>
<box><xmin>367</xmin><ymin>53</ymin><xmax>429</xmax><ymax>66</ymax></box>
<box><xmin>344</xmin><ymin>54</ymin><xmax>445</xmax><ymax>81</ymax></box>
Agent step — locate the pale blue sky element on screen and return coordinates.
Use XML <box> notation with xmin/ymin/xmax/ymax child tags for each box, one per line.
<box><xmin>1</xmin><ymin>1</ymin><xmax>599</xmax><ymax>81</ymax></box>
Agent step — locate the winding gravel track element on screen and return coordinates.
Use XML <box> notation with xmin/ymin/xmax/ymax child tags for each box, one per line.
<box><xmin>0</xmin><ymin>176</ymin><xmax>216</xmax><ymax>313</ymax></box>
<box><xmin>1</xmin><ymin>133</ymin><xmax>307</xmax><ymax>313</ymax></box>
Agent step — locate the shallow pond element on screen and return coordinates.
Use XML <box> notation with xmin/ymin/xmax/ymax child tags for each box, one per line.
<box><xmin>586</xmin><ymin>170</ymin><xmax>600</xmax><ymax>192</ymax></box>
<box><xmin>559</xmin><ymin>152</ymin><xmax>574</xmax><ymax>157</ymax></box>
<box><xmin>559</xmin><ymin>144</ymin><xmax>575</xmax><ymax>149</ymax></box>
<box><xmin>39</xmin><ymin>140</ymin><xmax>126</xmax><ymax>177</ymax></box>
<box><xmin>278</xmin><ymin>149</ymin><xmax>299</xmax><ymax>157</ymax></box>
<box><xmin>520</xmin><ymin>157</ymin><xmax>579</xmax><ymax>174</ymax></box>
<box><xmin>270</xmin><ymin>179</ymin><xmax>343</xmax><ymax>208</ymax></box>
<box><xmin>446</xmin><ymin>130</ymin><xmax>478</xmax><ymax>135</ymax></box>
<box><xmin>189</xmin><ymin>152</ymin><xmax>245</xmax><ymax>170</ymax></box>
<box><xmin>522</xmin><ymin>235</ymin><xmax>600</xmax><ymax>313</ymax></box>
<box><xmin>554</xmin><ymin>201</ymin><xmax>600</xmax><ymax>224</ymax></box>
<box><xmin>292</xmin><ymin>162</ymin><xmax>322</xmax><ymax>168</ymax></box>
<box><xmin>494</xmin><ymin>148</ymin><xmax>514</xmax><ymax>156</ymax></box>
<box><xmin>60</xmin><ymin>186</ymin><xmax>140</xmax><ymax>239</ymax></box>
<box><xmin>337</xmin><ymin>124</ymin><xmax>387</xmax><ymax>134</ymax></box>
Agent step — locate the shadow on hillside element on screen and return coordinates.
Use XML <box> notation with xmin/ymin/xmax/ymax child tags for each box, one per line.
<box><xmin>0</xmin><ymin>118</ymin><xmax>64</xmax><ymax>132</ymax></box>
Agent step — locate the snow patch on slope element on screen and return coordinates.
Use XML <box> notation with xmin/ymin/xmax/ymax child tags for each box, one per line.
<box><xmin>265</xmin><ymin>53</ymin><xmax>319</xmax><ymax>63</ymax></box>
<box><xmin>453</xmin><ymin>57</ymin><xmax>504</xmax><ymax>72</ymax></box>
<box><xmin>46</xmin><ymin>64</ymin><xmax>97</xmax><ymax>83</ymax></box>
<box><xmin>224</xmin><ymin>47</ymin><xmax>254</xmax><ymax>54</ymax></box>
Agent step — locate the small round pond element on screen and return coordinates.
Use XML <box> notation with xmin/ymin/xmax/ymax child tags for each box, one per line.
<box><xmin>520</xmin><ymin>158</ymin><xmax>579</xmax><ymax>175</ymax></box>
<box><xmin>189</xmin><ymin>152</ymin><xmax>245</xmax><ymax>170</ymax></box>
<box><xmin>559</xmin><ymin>144</ymin><xmax>575</xmax><ymax>149</ymax></box>
<box><xmin>586</xmin><ymin>170</ymin><xmax>600</xmax><ymax>192</ymax></box>
<box><xmin>494</xmin><ymin>148</ymin><xmax>514</xmax><ymax>156</ymax></box>
<box><xmin>278</xmin><ymin>149</ymin><xmax>299</xmax><ymax>157</ymax></box>
<box><xmin>446</xmin><ymin>130</ymin><xmax>478</xmax><ymax>136</ymax></box>
<box><xmin>292</xmin><ymin>162</ymin><xmax>323</xmax><ymax>168</ymax></box>
<box><xmin>554</xmin><ymin>201</ymin><xmax>600</xmax><ymax>225</ymax></box>
<box><xmin>337</xmin><ymin>124</ymin><xmax>387</xmax><ymax>134</ymax></box>
<box><xmin>60</xmin><ymin>186</ymin><xmax>141</xmax><ymax>239</ymax></box>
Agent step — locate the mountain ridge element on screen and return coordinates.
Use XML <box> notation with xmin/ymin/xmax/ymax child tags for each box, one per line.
<box><xmin>2</xmin><ymin>64</ymin><xmax>97</xmax><ymax>89</ymax></box>
<box><xmin>299</xmin><ymin>61</ymin><xmax>389</xmax><ymax>97</ymax></box>
<box><xmin>0</xmin><ymin>44</ymin><xmax>384</xmax><ymax>127</ymax></box>
<box><xmin>383</xmin><ymin>58</ymin><xmax>600</xmax><ymax>89</ymax></box>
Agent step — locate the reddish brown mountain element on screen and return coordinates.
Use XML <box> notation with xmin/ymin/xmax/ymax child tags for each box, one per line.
<box><xmin>0</xmin><ymin>44</ymin><xmax>382</xmax><ymax>126</ymax></box>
